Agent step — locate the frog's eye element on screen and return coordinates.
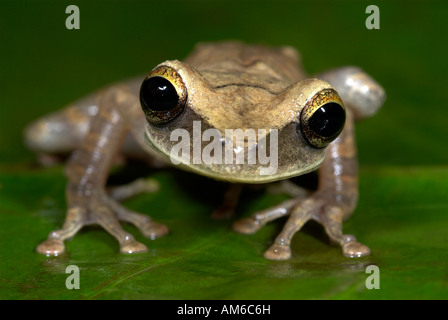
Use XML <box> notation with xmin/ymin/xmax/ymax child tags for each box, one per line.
<box><xmin>140</xmin><ymin>66</ymin><xmax>187</xmax><ymax>124</ymax></box>
<box><xmin>300</xmin><ymin>88</ymin><xmax>346</xmax><ymax>148</ymax></box>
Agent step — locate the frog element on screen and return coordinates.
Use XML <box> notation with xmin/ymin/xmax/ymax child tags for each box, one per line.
<box><xmin>25</xmin><ymin>41</ymin><xmax>385</xmax><ymax>260</ymax></box>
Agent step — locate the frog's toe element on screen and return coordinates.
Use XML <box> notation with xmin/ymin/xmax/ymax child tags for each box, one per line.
<box><xmin>108</xmin><ymin>178</ymin><xmax>160</xmax><ymax>201</ymax></box>
<box><xmin>120</xmin><ymin>241</ymin><xmax>148</xmax><ymax>254</ymax></box>
<box><xmin>140</xmin><ymin>222</ymin><xmax>169</xmax><ymax>240</ymax></box>
<box><xmin>232</xmin><ymin>217</ymin><xmax>261</xmax><ymax>234</ymax></box>
<box><xmin>264</xmin><ymin>243</ymin><xmax>292</xmax><ymax>261</ymax></box>
<box><xmin>342</xmin><ymin>241</ymin><xmax>371</xmax><ymax>258</ymax></box>
<box><xmin>37</xmin><ymin>239</ymin><xmax>65</xmax><ymax>256</ymax></box>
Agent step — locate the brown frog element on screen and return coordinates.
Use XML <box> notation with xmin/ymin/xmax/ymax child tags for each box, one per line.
<box><xmin>25</xmin><ymin>41</ymin><xmax>385</xmax><ymax>260</ymax></box>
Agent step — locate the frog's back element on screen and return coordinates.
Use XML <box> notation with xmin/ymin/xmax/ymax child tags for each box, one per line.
<box><xmin>186</xmin><ymin>42</ymin><xmax>385</xmax><ymax>121</ymax></box>
<box><xmin>185</xmin><ymin>41</ymin><xmax>307</xmax><ymax>93</ymax></box>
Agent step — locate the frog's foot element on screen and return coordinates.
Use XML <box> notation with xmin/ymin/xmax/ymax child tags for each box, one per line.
<box><xmin>108</xmin><ymin>198</ymin><xmax>169</xmax><ymax>240</ymax></box>
<box><xmin>234</xmin><ymin>195</ymin><xmax>370</xmax><ymax>260</ymax></box>
<box><xmin>90</xmin><ymin>202</ymin><xmax>149</xmax><ymax>254</ymax></box>
<box><xmin>37</xmin><ymin>239</ymin><xmax>66</xmax><ymax>256</ymax></box>
<box><xmin>36</xmin><ymin>193</ymin><xmax>168</xmax><ymax>256</ymax></box>
<box><xmin>262</xmin><ymin>198</ymin><xmax>317</xmax><ymax>261</ymax></box>
<box><xmin>341</xmin><ymin>237</ymin><xmax>371</xmax><ymax>258</ymax></box>
<box><xmin>318</xmin><ymin>206</ymin><xmax>370</xmax><ymax>258</ymax></box>
<box><xmin>107</xmin><ymin>178</ymin><xmax>167</xmax><ymax>239</ymax></box>
<box><xmin>264</xmin><ymin>243</ymin><xmax>292</xmax><ymax>260</ymax></box>
<box><xmin>36</xmin><ymin>207</ymin><xmax>85</xmax><ymax>256</ymax></box>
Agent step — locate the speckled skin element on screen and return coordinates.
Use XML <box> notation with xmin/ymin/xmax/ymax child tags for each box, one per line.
<box><xmin>25</xmin><ymin>41</ymin><xmax>385</xmax><ymax>259</ymax></box>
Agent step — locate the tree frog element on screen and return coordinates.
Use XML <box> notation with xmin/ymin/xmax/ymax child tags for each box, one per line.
<box><xmin>25</xmin><ymin>41</ymin><xmax>385</xmax><ymax>260</ymax></box>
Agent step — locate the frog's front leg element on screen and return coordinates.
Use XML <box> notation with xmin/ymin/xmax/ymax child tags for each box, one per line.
<box><xmin>233</xmin><ymin>109</ymin><xmax>369</xmax><ymax>260</ymax></box>
<box><xmin>211</xmin><ymin>184</ymin><xmax>244</xmax><ymax>219</ymax></box>
<box><xmin>36</xmin><ymin>87</ymin><xmax>168</xmax><ymax>256</ymax></box>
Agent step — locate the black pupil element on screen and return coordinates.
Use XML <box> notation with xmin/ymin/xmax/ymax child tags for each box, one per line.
<box><xmin>140</xmin><ymin>76</ymin><xmax>179</xmax><ymax>111</ymax></box>
<box><xmin>308</xmin><ymin>103</ymin><xmax>345</xmax><ymax>137</ymax></box>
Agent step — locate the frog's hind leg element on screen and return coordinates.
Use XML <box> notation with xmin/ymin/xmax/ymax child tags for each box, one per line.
<box><xmin>24</xmin><ymin>94</ymin><xmax>100</xmax><ymax>165</ymax></box>
<box><xmin>36</xmin><ymin>84</ymin><xmax>168</xmax><ymax>256</ymax></box>
<box><xmin>25</xmin><ymin>90</ymin><xmax>155</xmax><ymax>166</ymax></box>
<box><xmin>318</xmin><ymin>66</ymin><xmax>386</xmax><ymax>120</ymax></box>
<box><xmin>212</xmin><ymin>184</ymin><xmax>244</xmax><ymax>220</ymax></box>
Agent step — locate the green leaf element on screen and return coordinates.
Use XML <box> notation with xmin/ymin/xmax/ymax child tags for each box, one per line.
<box><xmin>1</xmin><ymin>166</ymin><xmax>447</xmax><ymax>299</ymax></box>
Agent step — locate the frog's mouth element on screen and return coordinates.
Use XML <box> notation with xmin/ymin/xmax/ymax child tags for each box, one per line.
<box><xmin>144</xmin><ymin>123</ymin><xmax>324</xmax><ymax>184</ymax></box>
<box><xmin>174</xmin><ymin>158</ymin><xmax>324</xmax><ymax>184</ymax></box>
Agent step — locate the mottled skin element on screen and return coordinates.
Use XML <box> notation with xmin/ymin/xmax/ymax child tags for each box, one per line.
<box><xmin>25</xmin><ymin>41</ymin><xmax>385</xmax><ymax>259</ymax></box>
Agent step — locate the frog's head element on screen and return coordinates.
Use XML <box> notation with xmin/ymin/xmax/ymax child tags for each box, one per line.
<box><xmin>140</xmin><ymin>60</ymin><xmax>345</xmax><ymax>183</ymax></box>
